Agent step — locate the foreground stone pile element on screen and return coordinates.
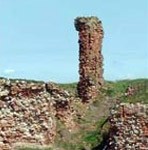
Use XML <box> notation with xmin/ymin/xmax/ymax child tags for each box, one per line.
<box><xmin>75</xmin><ymin>16</ymin><xmax>104</xmax><ymax>102</ymax></box>
<box><xmin>108</xmin><ymin>103</ymin><xmax>148</xmax><ymax>150</ymax></box>
<box><xmin>0</xmin><ymin>78</ymin><xmax>74</xmax><ymax>150</ymax></box>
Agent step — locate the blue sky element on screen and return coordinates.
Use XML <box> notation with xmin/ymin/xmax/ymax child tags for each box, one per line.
<box><xmin>0</xmin><ymin>0</ymin><xmax>147</xmax><ymax>83</ymax></box>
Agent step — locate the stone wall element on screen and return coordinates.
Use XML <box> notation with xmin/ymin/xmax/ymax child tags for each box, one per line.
<box><xmin>0</xmin><ymin>78</ymin><xmax>74</xmax><ymax>150</ymax></box>
<box><xmin>107</xmin><ymin>103</ymin><xmax>148</xmax><ymax>150</ymax></box>
<box><xmin>74</xmin><ymin>16</ymin><xmax>104</xmax><ymax>102</ymax></box>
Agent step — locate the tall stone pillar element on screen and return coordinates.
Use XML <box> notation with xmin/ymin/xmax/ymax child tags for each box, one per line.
<box><xmin>74</xmin><ymin>16</ymin><xmax>104</xmax><ymax>102</ymax></box>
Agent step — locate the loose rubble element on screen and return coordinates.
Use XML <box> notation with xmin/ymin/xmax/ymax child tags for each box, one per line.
<box><xmin>107</xmin><ymin>103</ymin><xmax>148</xmax><ymax>150</ymax></box>
<box><xmin>75</xmin><ymin>16</ymin><xmax>104</xmax><ymax>102</ymax></box>
<box><xmin>0</xmin><ymin>78</ymin><xmax>75</xmax><ymax>150</ymax></box>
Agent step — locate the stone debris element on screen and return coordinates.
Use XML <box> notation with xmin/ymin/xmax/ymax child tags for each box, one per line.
<box><xmin>107</xmin><ymin>103</ymin><xmax>148</xmax><ymax>150</ymax></box>
<box><xmin>124</xmin><ymin>85</ymin><xmax>136</xmax><ymax>96</ymax></box>
<box><xmin>0</xmin><ymin>78</ymin><xmax>75</xmax><ymax>150</ymax></box>
<box><xmin>75</xmin><ymin>16</ymin><xmax>104</xmax><ymax>102</ymax></box>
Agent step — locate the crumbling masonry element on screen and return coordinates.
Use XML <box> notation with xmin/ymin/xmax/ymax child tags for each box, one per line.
<box><xmin>75</xmin><ymin>17</ymin><xmax>104</xmax><ymax>101</ymax></box>
<box><xmin>108</xmin><ymin>103</ymin><xmax>148</xmax><ymax>150</ymax></box>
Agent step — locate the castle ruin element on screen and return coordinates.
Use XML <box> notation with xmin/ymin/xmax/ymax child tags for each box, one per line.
<box><xmin>74</xmin><ymin>17</ymin><xmax>104</xmax><ymax>102</ymax></box>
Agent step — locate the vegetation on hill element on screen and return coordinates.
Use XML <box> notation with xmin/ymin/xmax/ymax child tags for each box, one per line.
<box><xmin>59</xmin><ymin>78</ymin><xmax>148</xmax><ymax>103</ymax></box>
<box><xmin>102</xmin><ymin>78</ymin><xmax>148</xmax><ymax>103</ymax></box>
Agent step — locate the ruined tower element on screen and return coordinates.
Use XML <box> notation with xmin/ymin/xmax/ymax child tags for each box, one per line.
<box><xmin>74</xmin><ymin>16</ymin><xmax>104</xmax><ymax>102</ymax></box>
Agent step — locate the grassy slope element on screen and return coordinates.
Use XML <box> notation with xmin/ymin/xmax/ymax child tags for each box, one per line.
<box><xmin>102</xmin><ymin>78</ymin><xmax>148</xmax><ymax>103</ymax></box>
<box><xmin>14</xmin><ymin>78</ymin><xmax>148</xmax><ymax>150</ymax></box>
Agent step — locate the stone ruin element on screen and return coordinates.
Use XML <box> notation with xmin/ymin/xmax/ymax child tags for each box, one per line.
<box><xmin>74</xmin><ymin>16</ymin><xmax>104</xmax><ymax>102</ymax></box>
<box><xmin>0</xmin><ymin>78</ymin><xmax>75</xmax><ymax>150</ymax></box>
<box><xmin>107</xmin><ymin>103</ymin><xmax>148</xmax><ymax>150</ymax></box>
<box><xmin>0</xmin><ymin>16</ymin><xmax>147</xmax><ymax>150</ymax></box>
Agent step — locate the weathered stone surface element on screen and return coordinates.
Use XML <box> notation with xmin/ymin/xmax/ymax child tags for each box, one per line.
<box><xmin>0</xmin><ymin>78</ymin><xmax>76</xmax><ymax>150</ymax></box>
<box><xmin>75</xmin><ymin>16</ymin><xmax>104</xmax><ymax>102</ymax></box>
<box><xmin>107</xmin><ymin>103</ymin><xmax>148</xmax><ymax>150</ymax></box>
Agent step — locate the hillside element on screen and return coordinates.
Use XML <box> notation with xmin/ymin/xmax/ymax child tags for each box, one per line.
<box><xmin>0</xmin><ymin>77</ymin><xmax>147</xmax><ymax>150</ymax></box>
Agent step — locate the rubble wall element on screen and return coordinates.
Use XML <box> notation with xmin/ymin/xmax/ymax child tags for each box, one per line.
<box><xmin>0</xmin><ymin>78</ymin><xmax>74</xmax><ymax>150</ymax></box>
<box><xmin>108</xmin><ymin>103</ymin><xmax>148</xmax><ymax>150</ymax></box>
<box><xmin>74</xmin><ymin>16</ymin><xmax>104</xmax><ymax>102</ymax></box>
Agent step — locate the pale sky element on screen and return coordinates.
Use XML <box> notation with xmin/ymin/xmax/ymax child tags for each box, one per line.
<box><xmin>0</xmin><ymin>0</ymin><xmax>148</xmax><ymax>83</ymax></box>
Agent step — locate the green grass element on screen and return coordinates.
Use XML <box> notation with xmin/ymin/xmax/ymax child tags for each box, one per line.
<box><xmin>58</xmin><ymin>82</ymin><xmax>77</xmax><ymax>95</ymax></box>
<box><xmin>81</xmin><ymin>117</ymin><xmax>109</xmax><ymax>149</ymax></box>
<box><xmin>101</xmin><ymin>79</ymin><xmax>148</xmax><ymax>103</ymax></box>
